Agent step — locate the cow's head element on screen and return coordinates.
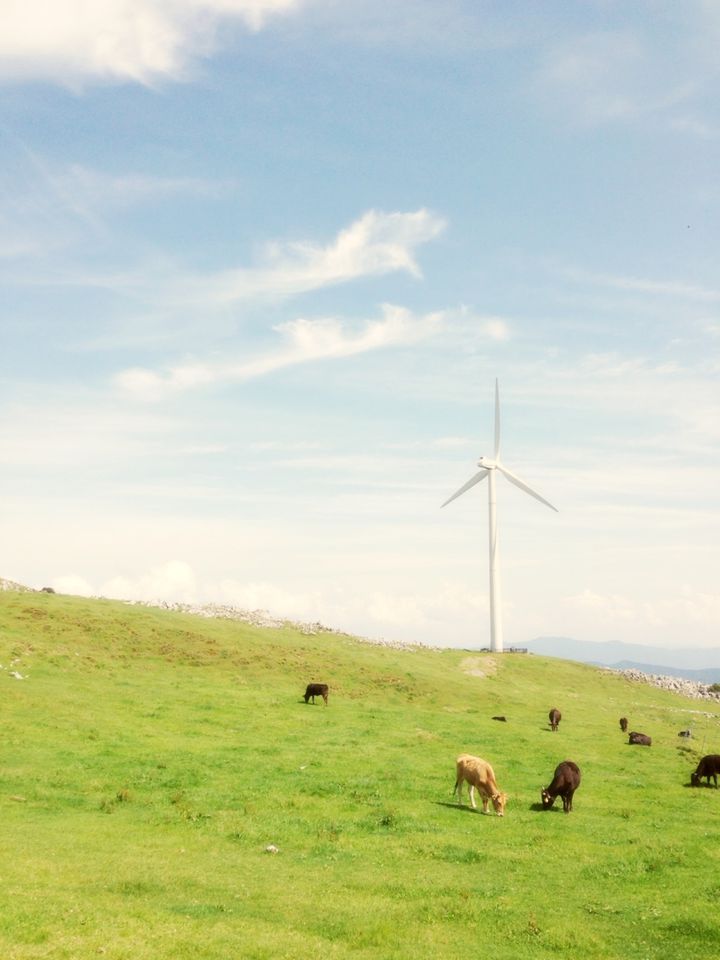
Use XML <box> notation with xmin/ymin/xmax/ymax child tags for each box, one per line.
<box><xmin>691</xmin><ymin>772</ymin><xmax>701</xmax><ymax>787</ymax></box>
<box><xmin>491</xmin><ymin>791</ymin><xmax>508</xmax><ymax>816</ymax></box>
<box><xmin>540</xmin><ymin>788</ymin><xmax>555</xmax><ymax>809</ymax></box>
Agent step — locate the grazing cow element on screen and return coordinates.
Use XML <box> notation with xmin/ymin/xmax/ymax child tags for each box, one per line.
<box><xmin>453</xmin><ymin>754</ymin><xmax>508</xmax><ymax>816</ymax></box>
<box><xmin>549</xmin><ymin>708</ymin><xmax>561</xmax><ymax>732</ymax></box>
<box><xmin>619</xmin><ymin>717</ymin><xmax>628</xmax><ymax>733</ymax></box>
<box><xmin>303</xmin><ymin>683</ymin><xmax>329</xmax><ymax>705</ymax></box>
<box><xmin>541</xmin><ymin>760</ymin><xmax>581</xmax><ymax>813</ymax></box>
<box><xmin>691</xmin><ymin>755</ymin><xmax>720</xmax><ymax>787</ymax></box>
<box><xmin>678</xmin><ymin>729</ymin><xmax>692</xmax><ymax>739</ymax></box>
<box><xmin>491</xmin><ymin>715</ymin><xmax>507</xmax><ymax>722</ymax></box>
<box><xmin>628</xmin><ymin>731</ymin><xmax>651</xmax><ymax>746</ymax></box>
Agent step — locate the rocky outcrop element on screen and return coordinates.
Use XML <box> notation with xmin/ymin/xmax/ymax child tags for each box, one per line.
<box><xmin>609</xmin><ymin>666</ymin><xmax>720</xmax><ymax>703</ymax></box>
<box><xmin>121</xmin><ymin>598</ymin><xmax>427</xmax><ymax>650</ymax></box>
<box><xmin>0</xmin><ymin>578</ymin><xmax>33</xmax><ymax>592</ymax></box>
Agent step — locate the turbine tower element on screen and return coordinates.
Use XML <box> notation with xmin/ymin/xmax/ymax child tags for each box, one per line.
<box><xmin>441</xmin><ymin>380</ymin><xmax>557</xmax><ymax>653</ymax></box>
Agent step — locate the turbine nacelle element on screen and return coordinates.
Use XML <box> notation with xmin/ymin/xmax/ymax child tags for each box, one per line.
<box><xmin>477</xmin><ymin>456</ymin><xmax>497</xmax><ymax>469</ymax></box>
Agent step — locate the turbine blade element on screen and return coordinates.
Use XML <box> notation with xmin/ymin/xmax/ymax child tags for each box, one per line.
<box><xmin>496</xmin><ymin>463</ymin><xmax>558</xmax><ymax>512</ymax></box>
<box><xmin>494</xmin><ymin>379</ymin><xmax>500</xmax><ymax>459</ymax></box>
<box><xmin>441</xmin><ymin>469</ymin><xmax>489</xmax><ymax>508</ymax></box>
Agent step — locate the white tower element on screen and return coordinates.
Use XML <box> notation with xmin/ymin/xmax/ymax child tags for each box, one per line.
<box><xmin>441</xmin><ymin>380</ymin><xmax>557</xmax><ymax>653</ymax></box>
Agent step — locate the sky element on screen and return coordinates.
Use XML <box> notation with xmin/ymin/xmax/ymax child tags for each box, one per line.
<box><xmin>2</xmin><ymin>0</ymin><xmax>719</xmax><ymax>650</ymax></box>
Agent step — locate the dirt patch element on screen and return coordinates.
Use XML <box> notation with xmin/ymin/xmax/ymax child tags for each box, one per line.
<box><xmin>461</xmin><ymin>656</ymin><xmax>497</xmax><ymax>678</ymax></box>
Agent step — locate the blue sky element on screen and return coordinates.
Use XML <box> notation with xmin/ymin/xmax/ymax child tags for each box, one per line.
<box><xmin>2</xmin><ymin>0</ymin><xmax>719</xmax><ymax>649</ymax></box>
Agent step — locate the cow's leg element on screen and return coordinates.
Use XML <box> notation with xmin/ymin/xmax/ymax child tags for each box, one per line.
<box><xmin>468</xmin><ymin>785</ymin><xmax>477</xmax><ymax>809</ymax></box>
<box><xmin>455</xmin><ymin>778</ymin><xmax>463</xmax><ymax>803</ymax></box>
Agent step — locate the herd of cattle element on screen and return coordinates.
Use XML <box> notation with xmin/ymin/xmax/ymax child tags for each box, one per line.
<box><xmin>304</xmin><ymin>685</ymin><xmax>720</xmax><ymax>816</ymax></box>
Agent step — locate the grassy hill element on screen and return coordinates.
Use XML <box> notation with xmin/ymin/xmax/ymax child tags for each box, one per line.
<box><xmin>2</xmin><ymin>589</ymin><xmax>720</xmax><ymax>960</ymax></box>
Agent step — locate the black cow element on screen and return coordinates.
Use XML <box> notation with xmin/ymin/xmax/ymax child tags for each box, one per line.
<box><xmin>678</xmin><ymin>729</ymin><xmax>692</xmax><ymax>739</ymax></box>
<box><xmin>619</xmin><ymin>717</ymin><xmax>628</xmax><ymax>733</ymax></box>
<box><xmin>549</xmin><ymin>708</ymin><xmax>561</xmax><ymax>732</ymax></box>
<box><xmin>304</xmin><ymin>683</ymin><xmax>329</xmax><ymax>705</ymax></box>
<box><xmin>541</xmin><ymin>760</ymin><xmax>581</xmax><ymax>813</ymax></box>
<box><xmin>492</xmin><ymin>715</ymin><xmax>507</xmax><ymax>722</ymax></box>
<box><xmin>628</xmin><ymin>731</ymin><xmax>651</xmax><ymax>746</ymax></box>
<box><xmin>691</xmin><ymin>755</ymin><xmax>720</xmax><ymax>787</ymax></box>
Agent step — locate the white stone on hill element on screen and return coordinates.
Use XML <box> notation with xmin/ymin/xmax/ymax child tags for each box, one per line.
<box><xmin>607</xmin><ymin>666</ymin><xmax>720</xmax><ymax>704</ymax></box>
<box><xmin>120</xmin><ymin>598</ymin><xmax>430</xmax><ymax>650</ymax></box>
<box><xmin>0</xmin><ymin>578</ymin><xmax>33</xmax><ymax>592</ymax></box>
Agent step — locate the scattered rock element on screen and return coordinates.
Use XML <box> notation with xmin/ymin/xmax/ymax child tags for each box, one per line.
<box><xmin>0</xmin><ymin>578</ymin><xmax>33</xmax><ymax>593</ymax></box>
<box><xmin>120</xmin><ymin>599</ymin><xmax>433</xmax><ymax>651</ymax></box>
<box><xmin>9</xmin><ymin>671</ymin><xmax>24</xmax><ymax>680</ymax></box>
<box><xmin>265</xmin><ymin>844</ymin><xmax>279</xmax><ymax>854</ymax></box>
<box><xmin>608</xmin><ymin>667</ymin><xmax>720</xmax><ymax>703</ymax></box>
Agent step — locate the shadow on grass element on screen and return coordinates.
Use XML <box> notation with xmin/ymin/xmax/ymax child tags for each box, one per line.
<box><xmin>434</xmin><ymin>801</ymin><xmax>488</xmax><ymax>816</ymax></box>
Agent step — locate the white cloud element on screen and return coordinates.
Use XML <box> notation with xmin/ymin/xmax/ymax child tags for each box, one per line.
<box><xmin>52</xmin><ymin>574</ymin><xmax>95</xmax><ymax>597</ymax></box>
<box><xmin>98</xmin><ymin>560</ymin><xmax>200</xmax><ymax>603</ymax></box>
<box><xmin>182</xmin><ymin>208</ymin><xmax>446</xmax><ymax>305</ymax></box>
<box><xmin>0</xmin><ymin>0</ymin><xmax>305</xmax><ymax>87</ymax></box>
<box><xmin>115</xmin><ymin>303</ymin><xmax>445</xmax><ymax>399</ymax></box>
<box><xmin>561</xmin><ymin>584</ymin><xmax>720</xmax><ymax>635</ymax></box>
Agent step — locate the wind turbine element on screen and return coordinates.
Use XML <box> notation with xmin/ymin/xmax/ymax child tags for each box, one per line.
<box><xmin>441</xmin><ymin>380</ymin><xmax>557</xmax><ymax>654</ymax></box>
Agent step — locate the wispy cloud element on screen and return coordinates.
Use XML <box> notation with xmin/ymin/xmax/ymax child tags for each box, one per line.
<box><xmin>564</xmin><ymin>266</ymin><xmax>720</xmax><ymax>303</ymax></box>
<box><xmin>174</xmin><ymin>208</ymin><xmax>446</xmax><ymax>306</ymax></box>
<box><xmin>534</xmin><ymin>22</ymin><xmax>714</xmax><ymax>135</ymax></box>
<box><xmin>115</xmin><ymin>303</ymin><xmax>445</xmax><ymax>399</ymax></box>
<box><xmin>0</xmin><ymin>0</ymin><xmax>305</xmax><ymax>87</ymax></box>
<box><xmin>538</xmin><ymin>31</ymin><xmax>651</xmax><ymax>123</ymax></box>
<box><xmin>0</xmin><ymin>205</ymin><xmax>445</xmax><ymax>321</ymax></box>
<box><xmin>53</xmin><ymin>164</ymin><xmax>231</xmax><ymax>209</ymax></box>
<box><xmin>0</xmin><ymin>135</ymin><xmax>228</xmax><ymax>262</ymax></box>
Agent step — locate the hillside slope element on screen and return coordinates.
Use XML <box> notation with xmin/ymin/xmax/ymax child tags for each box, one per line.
<box><xmin>2</xmin><ymin>590</ymin><xmax>720</xmax><ymax>960</ymax></box>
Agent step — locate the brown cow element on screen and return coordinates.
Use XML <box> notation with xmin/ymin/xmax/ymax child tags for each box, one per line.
<box><xmin>541</xmin><ymin>760</ymin><xmax>581</xmax><ymax>813</ymax></box>
<box><xmin>453</xmin><ymin>754</ymin><xmax>508</xmax><ymax>816</ymax></box>
<box><xmin>549</xmin><ymin>708</ymin><xmax>561</xmax><ymax>732</ymax></box>
<box><xmin>691</xmin><ymin>755</ymin><xmax>720</xmax><ymax>787</ymax></box>
<box><xmin>303</xmin><ymin>683</ymin><xmax>329</xmax><ymax>705</ymax></box>
<box><xmin>619</xmin><ymin>717</ymin><xmax>628</xmax><ymax>733</ymax></box>
<box><xmin>628</xmin><ymin>731</ymin><xmax>651</xmax><ymax>746</ymax></box>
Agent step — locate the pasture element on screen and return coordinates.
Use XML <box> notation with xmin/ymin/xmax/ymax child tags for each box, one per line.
<box><xmin>2</xmin><ymin>589</ymin><xmax>720</xmax><ymax>959</ymax></box>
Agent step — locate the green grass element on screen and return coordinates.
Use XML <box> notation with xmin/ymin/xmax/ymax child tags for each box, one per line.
<box><xmin>2</xmin><ymin>589</ymin><xmax>720</xmax><ymax>959</ymax></box>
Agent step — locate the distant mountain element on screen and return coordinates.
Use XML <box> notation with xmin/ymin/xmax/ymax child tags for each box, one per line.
<box><xmin>527</xmin><ymin>636</ymin><xmax>720</xmax><ymax>677</ymax></box>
